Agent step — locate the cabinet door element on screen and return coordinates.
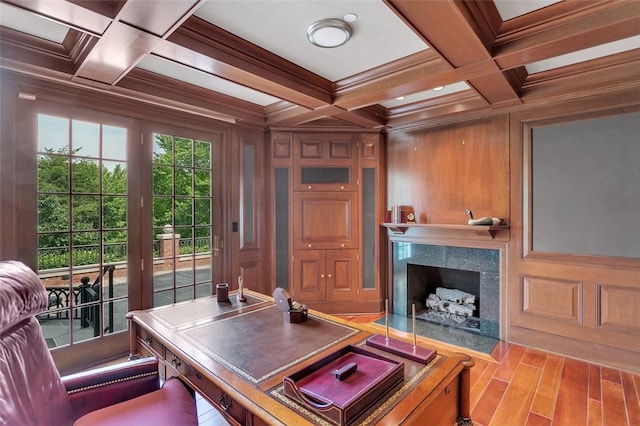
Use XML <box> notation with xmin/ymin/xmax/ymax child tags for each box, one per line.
<box><xmin>292</xmin><ymin>250</ymin><xmax>326</xmax><ymax>302</ymax></box>
<box><xmin>293</xmin><ymin>192</ymin><xmax>358</xmax><ymax>250</ymax></box>
<box><xmin>294</xmin><ymin>134</ymin><xmax>356</xmax><ymax>191</ymax></box>
<box><xmin>326</xmin><ymin>249</ymin><xmax>359</xmax><ymax>302</ymax></box>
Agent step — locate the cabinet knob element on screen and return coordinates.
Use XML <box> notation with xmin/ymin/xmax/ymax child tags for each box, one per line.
<box><xmin>328</xmin><ymin>274</ymin><xmax>332</xmax><ymax>278</ymax></box>
<box><xmin>340</xmin><ymin>185</ymin><xmax>344</xmax><ymax>190</ymax></box>
<box><xmin>307</xmin><ymin>185</ymin><xmax>312</xmax><ymax>189</ymax></box>
<box><xmin>340</xmin><ymin>243</ymin><xmax>345</xmax><ymax>248</ymax></box>
<box><xmin>321</xmin><ymin>274</ymin><xmax>325</xmax><ymax>278</ymax></box>
<box><xmin>308</xmin><ymin>244</ymin><xmax>312</xmax><ymax>248</ymax></box>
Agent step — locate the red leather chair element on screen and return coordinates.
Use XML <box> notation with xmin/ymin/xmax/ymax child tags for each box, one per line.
<box><xmin>0</xmin><ymin>260</ymin><xmax>198</xmax><ymax>426</ymax></box>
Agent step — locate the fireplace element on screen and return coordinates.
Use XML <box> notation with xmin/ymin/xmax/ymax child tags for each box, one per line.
<box><xmin>408</xmin><ymin>264</ymin><xmax>481</xmax><ymax>332</ymax></box>
<box><xmin>392</xmin><ymin>242</ymin><xmax>500</xmax><ymax>339</ymax></box>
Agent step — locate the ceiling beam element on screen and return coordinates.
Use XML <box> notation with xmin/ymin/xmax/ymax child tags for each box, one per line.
<box><xmin>72</xmin><ymin>0</ymin><xmax>204</xmax><ymax>85</ymax></box>
<box><xmin>74</xmin><ymin>21</ymin><xmax>160</xmax><ymax>84</ymax></box>
<box><xmin>386</xmin><ymin>0</ymin><xmax>521</xmax><ymax>110</ymax></box>
<box><xmin>494</xmin><ymin>1</ymin><xmax>640</xmax><ymax>71</ymax></box>
<box><xmin>162</xmin><ymin>17</ymin><xmax>333</xmax><ymax>109</ymax></box>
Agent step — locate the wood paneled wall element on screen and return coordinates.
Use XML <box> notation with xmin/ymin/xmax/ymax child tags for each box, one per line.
<box><xmin>386</xmin><ymin>115</ymin><xmax>509</xmax><ymax>225</ymax></box>
<box><xmin>385</xmin><ymin>101</ymin><xmax>640</xmax><ymax>373</ymax></box>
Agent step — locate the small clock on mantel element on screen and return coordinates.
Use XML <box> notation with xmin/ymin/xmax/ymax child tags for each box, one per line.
<box><xmin>406</xmin><ymin>211</ymin><xmax>416</xmax><ymax>223</ymax></box>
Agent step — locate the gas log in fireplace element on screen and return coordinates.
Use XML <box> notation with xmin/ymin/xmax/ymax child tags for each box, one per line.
<box><xmin>408</xmin><ymin>264</ymin><xmax>481</xmax><ymax>333</ymax></box>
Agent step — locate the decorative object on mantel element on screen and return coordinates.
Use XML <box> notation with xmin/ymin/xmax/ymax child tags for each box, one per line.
<box><xmin>386</xmin><ymin>205</ymin><xmax>415</xmax><ymax>223</ymax></box>
<box><xmin>391</xmin><ymin>205</ymin><xmax>401</xmax><ymax>223</ymax></box>
<box><xmin>464</xmin><ymin>209</ymin><xmax>504</xmax><ymax>226</ymax></box>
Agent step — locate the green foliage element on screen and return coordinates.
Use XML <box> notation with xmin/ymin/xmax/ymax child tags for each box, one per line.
<box><xmin>152</xmin><ymin>134</ymin><xmax>211</xmax><ymax>232</ymax></box>
<box><xmin>38</xmin><ymin>133</ymin><xmax>212</xmax><ymax>270</ymax></box>
<box><xmin>38</xmin><ymin>251</ymin><xmax>69</xmax><ymax>270</ymax></box>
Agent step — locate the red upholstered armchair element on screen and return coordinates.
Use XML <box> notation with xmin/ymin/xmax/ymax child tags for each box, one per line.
<box><xmin>0</xmin><ymin>260</ymin><xmax>198</xmax><ymax>426</ymax></box>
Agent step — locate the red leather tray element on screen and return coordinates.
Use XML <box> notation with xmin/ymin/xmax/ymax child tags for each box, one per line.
<box><xmin>283</xmin><ymin>345</ymin><xmax>404</xmax><ymax>425</ymax></box>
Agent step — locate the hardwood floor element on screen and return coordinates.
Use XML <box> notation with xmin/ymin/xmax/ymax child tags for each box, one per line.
<box><xmin>471</xmin><ymin>341</ymin><xmax>640</xmax><ymax>426</ymax></box>
<box><xmin>196</xmin><ymin>314</ymin><xmax>640</xmax><ymax>425</ymax></box>
<box><xmin>341</xmin><ymin>314</ymin><xmax>640</xmax><ymax>426</ymax></box>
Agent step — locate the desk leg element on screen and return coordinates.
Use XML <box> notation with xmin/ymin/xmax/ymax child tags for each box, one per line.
<box><xmin>457</xmin><ymin>356</ymin><xmax>474</xmax><ymax>426</ymax></box>
<box><xmin>127</xmin><ymin>320</ymin><xmax>140</xmax><ymax>360</ymax></box>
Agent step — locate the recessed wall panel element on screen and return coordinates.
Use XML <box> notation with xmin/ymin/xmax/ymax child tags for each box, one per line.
<box><xmin>598</xmin><ymin>284</ymin><xmax>640</xmax><ymax>334</ymax></box>
<box><xmin>522</xmin><ymin>276</ymin><xmax>582</xmax><ymax>324</ymax></box>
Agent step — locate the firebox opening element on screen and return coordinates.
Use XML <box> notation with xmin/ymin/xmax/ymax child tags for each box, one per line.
<box><xmin>407</xmin><ymin>264</ymin><xmax>481</xmax><ymax>333</ymax></box>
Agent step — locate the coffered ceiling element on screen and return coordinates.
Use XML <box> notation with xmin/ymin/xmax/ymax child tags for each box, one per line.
<box><xmin>1</xmin><ymin>0</ymin><xmax>638</xmax><ymax>130</ymax></box>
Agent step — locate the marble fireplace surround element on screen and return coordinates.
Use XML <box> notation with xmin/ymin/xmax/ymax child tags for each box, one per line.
<box><xmin>388</xmin><ymin>231</ymin><xmax>508</xmax><ymax>341</ymax></box>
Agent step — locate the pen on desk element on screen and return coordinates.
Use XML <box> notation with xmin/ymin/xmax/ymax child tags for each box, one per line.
<box><xmin>412</xmin><ymin>304</ymin><xmax>417</xmax><ymax>351</ymax></box>
<box><xmin>385</xmin><ymin>299</ymin><xmax>389</xmax><ymax>343</ymax></box>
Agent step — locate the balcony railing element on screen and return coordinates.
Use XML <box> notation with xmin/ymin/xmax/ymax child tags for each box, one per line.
<box><xmin>40</xmin><ymin>265</ymin><xmax>116</xmax><ymax>338</ymax></box>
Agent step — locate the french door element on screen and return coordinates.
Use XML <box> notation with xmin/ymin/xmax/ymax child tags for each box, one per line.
<box><xmin>34</xmin><ymin>105</ymin><xmax>138</xmax><ymax>364</ymax></box>
<box><xmin>141</xmin><ymin>122</ymin><xmax>223</xmax><ymax>308</ymax></box>
<box><xmin>30</xmin><ymin>103</ymin><xmax>222</xmax><ymax>366</ymax></box>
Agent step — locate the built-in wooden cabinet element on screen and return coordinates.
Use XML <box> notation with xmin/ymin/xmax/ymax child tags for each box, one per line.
<box><xmin>293</xmin><ymin>133</ymin><xmax>356</xmax><ymax>192</ymax></box>
<box><xmin>292</xmin><ymin>249</ymin><xmax>359</xmax><ymax>303</ymax></box>
<box><xmin>269</xmin><ymin>130</ymin><xmax>384</xmax><ymax>313</ymax></box>
<box><xmin>292</xmin><ymin>192</ymin><xmax>358</xmax><ymax>250</ymax></box>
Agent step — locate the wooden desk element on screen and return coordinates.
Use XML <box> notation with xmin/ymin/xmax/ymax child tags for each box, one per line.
<box><xmin>126</xmin><ymin>290</ymin><xmax>474</xmax><ymax>426</ymax></box>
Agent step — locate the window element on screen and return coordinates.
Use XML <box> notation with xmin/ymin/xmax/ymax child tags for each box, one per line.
<box><xmin>37</xmin><ymin>114</ymin><xmax>128</xmax><ymax>347</ymax></box>
<box><xmin>152</xmin><ymin>133</ymin><xmax>215</xmax><ymax>306</ymax></box>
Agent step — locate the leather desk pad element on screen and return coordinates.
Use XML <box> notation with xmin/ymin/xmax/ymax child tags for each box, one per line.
<box><xmin>183</xmin><ymin>305</ymin><xmax>359</xmax><ymax>384</ymax></box>
<box><xmin>149</xmin><ymin>293</ymin><xmax>269</xmax><ymax>329</ymax></box>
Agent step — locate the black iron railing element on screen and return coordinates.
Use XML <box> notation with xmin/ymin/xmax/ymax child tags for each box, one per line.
<box><xmin>42</xmin><ymin>265</ymin><xmax>115</xmax><ymax>337</ymax></box>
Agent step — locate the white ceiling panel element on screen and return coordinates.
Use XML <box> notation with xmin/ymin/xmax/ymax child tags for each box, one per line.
<box><xmin>137</xmin><ymin>55</ymin><xmax>281</xmax><ymax>106</ymax></box>
<box><xmin>0</xmin><ymin>2</ymin><xmax>68</xmax><ymax>43</ymax></box>
<box><xmin>194</xmin><ymin>0</ymin><xmax>428</xmax><ymax>82</ymax></box>
<box><xmin>493</xmin><ymin>0</ymin><xmax>561</xmax><ymax>21</ymax></box>
<box><xmin>525</xmin><ymin>35</ymin><xmax>640</xmax><ymax>74</ymax></box>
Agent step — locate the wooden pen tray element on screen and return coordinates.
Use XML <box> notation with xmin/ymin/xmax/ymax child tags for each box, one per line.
<box><xmin>283</xmin><ymin>345</ymin><xmax>404</xmax><ymax>425</ymax></box>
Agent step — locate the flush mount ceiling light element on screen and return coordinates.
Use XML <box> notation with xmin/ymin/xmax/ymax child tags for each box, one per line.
<box><xmin>307</xmin><ymin>18</ymin><xmax>352</xmax><ymax>48</ymax></box>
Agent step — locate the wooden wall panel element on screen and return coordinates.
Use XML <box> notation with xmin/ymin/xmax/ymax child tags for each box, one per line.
<box><xmin>328</xmin><ymin>138</ymin><xmax>352</xmax><ymax>159</ymax></box>
<box><xmin>232</xmin><ymin>126</ymin><xmax>266</xmax><ymax>294</ymax></box>
<box><xmin>521</xmin><ymin>276</ymin><xmax>582</xmax><ymax>324</ymax></box>
<box><xmin>239</xmin><ymin>260</ymin><xmax>261</xmax><ymax>294</ymax></box>
<box><xmin>293</xmin><ymin>192</ymin><xmax>357</xmax><ymax>250</ymax></box>
<box><xmin>360</xmin><ymin>134</ymin><xmax>378</xmax><ymax>162</ymax></box>
<box><xmin>598</xmin><ymin>284</ymin><xmax>640</xmax><ymax>334</ymax></box>
<box><xmin>272</xmin><ymin>137</ymin><xmax>291</xmax><ymax>159</ymax></box>
<box><xmin>300</xmin><ymin>137</ymin><xmax>323</xmax><ymax>158</ymax></box>
<box><xmin>386</xmin><ymin>115</ymin><xmax>509</xmax><ymax>225</ymax></box>
<box><xmin>508</xmin><ymin>102</ymin><xmax>640</xmax><ymax>372</ymax></box>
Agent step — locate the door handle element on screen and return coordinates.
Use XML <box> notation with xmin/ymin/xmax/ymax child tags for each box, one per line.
<box><xmin>213</xmin><ymin>235</ymin><xmax>221</xmax><ymax>256</ymax></box>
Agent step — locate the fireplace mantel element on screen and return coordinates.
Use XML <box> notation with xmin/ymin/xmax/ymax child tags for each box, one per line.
<box><xmin>382</xmin><ymin>223</ymin><xmax>509</xmax><ymax>241</ymax></box>
<box><xmin>384</xmin><ymin>224</ymin><xmax>509</xmax><ymax>340</ymax></box>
